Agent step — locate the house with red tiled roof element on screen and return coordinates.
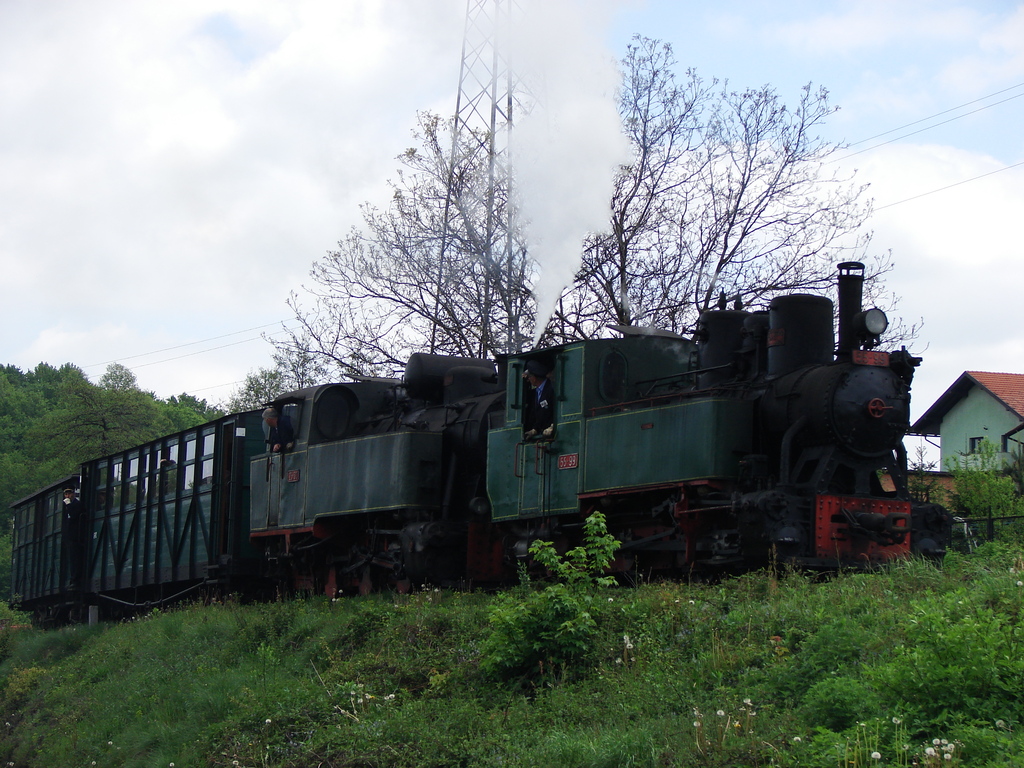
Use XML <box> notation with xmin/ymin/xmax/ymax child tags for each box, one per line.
<box><xmin>912</xmin><ymin>371</ymin><xmax>1024</xmax><ymax>469</ymax></box>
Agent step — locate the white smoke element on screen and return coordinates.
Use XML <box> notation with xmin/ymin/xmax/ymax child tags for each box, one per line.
<box><xmin>508</xmin><ymin>0</ymin><xmax>633</xmax><ymax>346</ymax></box>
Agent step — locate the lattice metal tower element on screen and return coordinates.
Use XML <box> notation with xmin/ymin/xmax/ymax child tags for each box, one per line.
<box><xmin>431</xmin><ymin>0</ymin><xmax>530</xmax><ymax>355</ymax></box>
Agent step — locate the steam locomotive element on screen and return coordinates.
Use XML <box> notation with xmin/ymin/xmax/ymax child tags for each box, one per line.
<box><xmin>10</xmin><ymin>262</ymin><xmax>951</xmax><ymax>622</ymax></box>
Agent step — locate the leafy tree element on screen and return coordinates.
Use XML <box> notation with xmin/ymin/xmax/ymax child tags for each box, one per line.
<box><xmin>480</xmin><ymin>512</ymin><xmax>619</xmax><ymax>681</ymax></box>
<box><xmin>222</xmin><ymin>338</ymin><xmax>332</xmax><ymax>413</ymax></box>
<box><xmin>161</xmin><ymin>394</ymin><xmax>224</xmax><ymax>433</ymax></box>
<box><xmin>945</xmin><ymin>439</ymin><xmax>1021</xmax><ymax>519</ymax></box>
<box><xmin>222</xmin><ymin>368</ymin><xmax>288</xmax><ymax>413</ymax></box>
<box><xmin>98</xmin><ymin>362</ymin><xmax>142</xmax><ymax>392</ymax></box>
<box><xmin>31</xmin><ymin>364</ymin><xmax>164</xmax><ymax>463</ymax></box>
<box><xmin>907</xmin><ymin>444</ymin><xmax>947</xmax><ymax>505</ymax></box>
<box><xmin>0</xmin><ymin>363</ymin><xmax>90</xmax><ymax>512</ymax></box>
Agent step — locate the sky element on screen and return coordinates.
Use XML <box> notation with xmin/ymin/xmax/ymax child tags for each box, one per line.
<box><xmin>2</xmin><ymin>0</ymin><xmax>1023</xmax><ymax>457</ymax></box>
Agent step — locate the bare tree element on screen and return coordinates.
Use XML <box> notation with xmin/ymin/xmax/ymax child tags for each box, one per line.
<box><xmin>285</xmin><ymin>38</ymin><xmax>896</xmax><ymax>367</ymax></box>
<box><xmin>278</xmin><ymin>112</ymin><xmax>533</xmax><ymax>376</ymax></box>
<box><xmin>549</xmin><ymin>37</ymin><xmax>886</xmax><ymax>342</ymax></box>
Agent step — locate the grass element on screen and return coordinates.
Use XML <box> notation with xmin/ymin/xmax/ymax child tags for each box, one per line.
<box><xmin>1</xmin><ymin>544</ymin><xmax>1024</xmax><ymax>767</ymax></box>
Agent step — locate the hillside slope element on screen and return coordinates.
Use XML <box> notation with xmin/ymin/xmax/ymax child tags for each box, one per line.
<box><xmin>1</xmin><ymin>547</ymin><xmax>1023</xmax><ymax>767</ymax></box>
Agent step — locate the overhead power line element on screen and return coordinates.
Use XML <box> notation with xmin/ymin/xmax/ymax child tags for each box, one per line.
<box><xmin>875</xmin><ymin>158</ymin><xmax>1024</xmax><ymax>211</ymax></box>
<box><xmin>837</xmin><ymin>89</ymin><xmax>1024</xmax><ymax>162</ymax></box>
<box><xmin>126</xmin><ymin>330</ymin><xmax>294</xmax><ymax>371</ymax></box>
<box><xmin>84</xmin><ymin>321</ymin><xmax>292</xmax><ymax>370</ymax></box>
<box><xmin>835</xmin><ymin>81</ymin><xmax>1024</xmax><ymax>210</ymax></box>
<box><xmin>847</xmin><ymin>80</ymin><xmax>1024</xmax><ymax>149</ymax></box>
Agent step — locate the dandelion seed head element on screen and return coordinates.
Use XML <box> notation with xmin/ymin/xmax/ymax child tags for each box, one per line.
<box><xmin>743</xmin><ymin>698</ymin><xmax>752</xmax><ymax>706</ymax></box>
<box><xmin>871</xmin><ymin>751</ymin><xmax>882</xmax><ymax>760</ymax></box>
<box><xmin>266</xmin><ymin>718</ymin><xmax>272</xmax><ymax>725</ymax></box>
<box><xmin>926</xmin><ymin>747</ymin><xmax>936</xmax><ymax>756</ymax></box>
<box><xmin>933</xmin><ymin>738</ymin><xmax>941</xmax><ymax>745</ymax></box>
<box><xmin>892</xmin><ymin>717</ymin><xmax>902</xmax><ymax>724</ymax></box>
<box><xmin>945</xmin><ymin>754</ymin><xmax>952</xmax><ymax>761</ymax></box>
<box><xmin>693</xmin><ymin>721</ymin><xmax>700</xmax><ymax>728</ymax></box>
<box><xmin>717</xmin><ymin>709</ymin><xmax>725</xmax><ymax>716</ymax></box>
<box><xmin>792</xmin><ymin>736</ymin><xmax>802</xmax><ymax>743</ymax></box>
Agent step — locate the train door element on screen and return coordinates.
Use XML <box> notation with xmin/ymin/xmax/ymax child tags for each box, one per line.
<box><xmin>253</xmin><ymin>401</ymin><xmax>305</xmax><ymax>530</ymax></box>
<box><xmin>488</xmin><ymin>348</ymin><xmax>583</xmax><ymax>522</ymax></box>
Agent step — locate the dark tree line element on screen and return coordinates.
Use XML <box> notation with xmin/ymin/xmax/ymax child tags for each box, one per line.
<box><xmin>0</xmin><ymin>361</ymin><xmax>221</xmax><ymax>597</ymax></box>
<box><xmin>0</xmin><ymin>362</ymin><xmax>220</xmax><ymax>514</ymax></box>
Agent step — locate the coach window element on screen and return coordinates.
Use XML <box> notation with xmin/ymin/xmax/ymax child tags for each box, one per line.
<box><xmin>111</xmin><ymin>460</ymin><xmax>124</xmax><ymax>509</ymax></box>
<box><xmin>182</xmin><ymin>435</ymin><xmax>197</xmax><ymax>492</ymax></box>
<box><xmin>160</xmin><ymin>441</ymin><xmax>179</xmax><ymax>497</ymax></box>
<box><xmin>200</xmin><ymin>430</ymin><xmax>216</xmax><ymax>486</ymax></box>
<box><xmin>126</xmin><ymin>454</ymin><xmax>141</xmax><ymax>509</ymax></box>
<box><xmin>44</xmin><ymin>491</ymin><xmax>58</xmax><ymax>537</ymax></box>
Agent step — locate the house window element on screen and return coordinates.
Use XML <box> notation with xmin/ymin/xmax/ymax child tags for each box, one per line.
<box><xmin>968</xmin><ymin>436</ymin><xmax>985</xmax><ymax>453</ymax></box>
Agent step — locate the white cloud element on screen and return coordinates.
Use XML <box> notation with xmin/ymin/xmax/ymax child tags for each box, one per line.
<box><xmin>842</xmin><ymin>142</ymin><xmax>1024</xmax><ymax>416</ymax></box>
<box><xmin>0</xmin><ymin>0</ymin><xmax>464</xmax><ymax>400</ymax></box>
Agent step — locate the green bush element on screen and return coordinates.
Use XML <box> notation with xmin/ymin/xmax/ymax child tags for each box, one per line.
<box><xmin>480</xmin><ymin>512</ymin><xmax>618</xmax><ymax>681</ymax></box>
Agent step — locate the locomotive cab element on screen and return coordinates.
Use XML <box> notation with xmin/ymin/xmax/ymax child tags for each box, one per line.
<box><xmin>248</xmin><ymin>355</ymin><xmax>505</xmax><ymax>594</ymax></box>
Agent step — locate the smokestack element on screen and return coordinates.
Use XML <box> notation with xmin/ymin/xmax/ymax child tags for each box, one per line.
<box><xmin>836</xmin><ymin>261</ymin><xmax>864</xmax><ymax>356</ymax></box>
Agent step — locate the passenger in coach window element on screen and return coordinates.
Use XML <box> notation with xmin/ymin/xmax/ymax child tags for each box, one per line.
<box><xmin>263</xmin><ymin>407</ymin><xmax>295</xmax><ymax>452</ymax></box>
<box><xmin>61</xmin><ymin>488</ymin><xmax>86</xmax><ymax>588</ymax></box>
<box><xmin>523</xmin><ymin>360</ymin><xmax>554</xmax><ymax>439</ymax></box>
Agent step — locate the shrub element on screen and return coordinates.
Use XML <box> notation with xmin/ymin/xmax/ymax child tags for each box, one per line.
<box><xmin>480</xmin><ymin>512</ymin><xmax>618</xmax><ymax>681</ymax></box>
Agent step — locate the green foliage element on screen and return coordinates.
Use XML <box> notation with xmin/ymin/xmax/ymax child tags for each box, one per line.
<box><xmin>528</xmin><ymin>511</ymin><xmax>620</xmax><ymax>588</ymax></box>
<box><xmin>223</xmin><ymin>367</ymin><xmax>288</xmax><ymax>412</ymax></box>
<box><xmin>946</xmin><ymin>438</ymin><xmax>1022</xmax><ymax>518</ymax></box>
<box><xmin>0</xmin><ymin>360</ymin><xmax>226</xmax><ymax>598</ymax></box>
<box><xmin>481</xmin><ymin>513</ymin><xmax>618</xmax><ymax>681</ymax></box>
<box><xmin>3</xmin><ymin>550</ymin><xmax>1024</xmax><ymax>766</ymax></box>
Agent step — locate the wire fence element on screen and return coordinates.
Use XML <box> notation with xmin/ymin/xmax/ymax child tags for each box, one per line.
<box><xmin>951</xmin><ymin>514</ymin><xmax>1024</xmax><ymax>553</ymax></box>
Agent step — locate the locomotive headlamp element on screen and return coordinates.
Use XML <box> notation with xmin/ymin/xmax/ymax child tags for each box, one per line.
<box><xmin>854</xmin><ymin>308</ymin><xmax>888</xmax><ymax>337</ymax></box>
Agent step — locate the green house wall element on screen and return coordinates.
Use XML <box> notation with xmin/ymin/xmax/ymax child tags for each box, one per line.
<box><xmin>940</xmin><ymin>386</ymin><xmax>1022</xmax><ymax>468</ymax></box>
